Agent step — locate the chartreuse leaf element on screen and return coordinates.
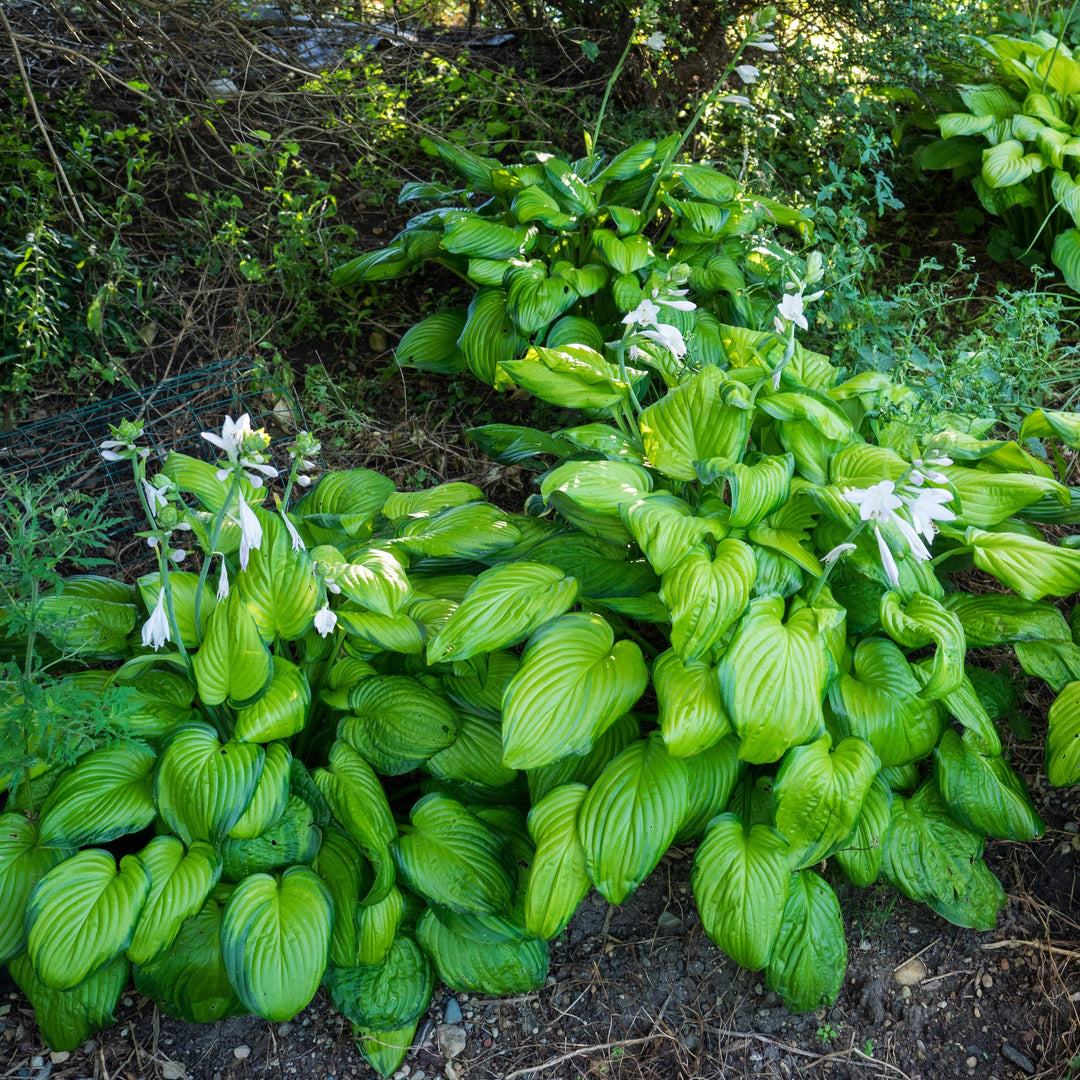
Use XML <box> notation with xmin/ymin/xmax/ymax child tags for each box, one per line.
<box><xmin>716</xmin><ymin>597</ymin><xmax>831</xmax><ymax>764</ymax></box>
<box><xmin>127</xmin><ymin>837</ymin><xmax>222</xmax><ymax>965</ymax></box>
<box><xmin>357</xmin><ymin>1022</ymin><xmax>418</xmax><ymax>1079</ymax></box>
<box><xmin>336</xmin><ymin>608</ymin><xmax>426</xmax><ymax>655</ymax></box>
<box><xmin>133</xmin><ymin>896</ymin><xmax>243</xmax><ymax>1023</ymax></box>
<box><xmin>233</xmin><ymin>657</ymin><xmax>310</xmax><ymax>743</ymax></box>
<box><xmin>773</xmin><ymin>735</ymin><xmax>881</xmax><ymax>870</ymax></box>
<box><xmin>10</xmin><ymin>952</ymin><xmax>129</xmax><ymax>1051</ymax></box>
<box><xmin>228</xmin><ymin>741</ymin><xmax>292</xmax><ymax>839</ymax></box>
<box><xmin>579</xmin><ymin>735</ymin><xmax>690</xmax><ymax>903</ymax></box>
<box><xmin>220</xmin><ymin>795</ymin><xmax>320</xmax><ymax>882</ymax></box>
<box><xmin>622</xmin><ymin>493</ymin><xmax>728</xmax><ymax>576</ymax></box>
<box><xmin>501</xmin><ymin>344</ymin><xmax>637</xmax><ymax>411</ymax></box>
<box><xmin>0</xmin><ymin>815</ymin><xmax>67</xmax><ymax>964</ymax></box>
<box><xmin>660</xmin><ymin>540</ymin><xmax>756</xmax><ymax>663</ymax></box>
<box><xmin>425</xmin><ymin>711</ymin><xmax>518</xmax><ymax>789</ymax></box>
<box><xmin>220</xmin><ymin>866</ymin><xmax>333</xmax><ymax>1021</ymax></box>
<box><xmin>193</xmin><ymin>591</ymin><xmax>273</xmax><ymax>707</ymax></box>
<box><xmin>711</xmin><ymin>454</ymin><xmax>795</xmax><ymax>528</ymax></box>
<box><xmin>966</xmin><ymin>527</ymin><xmax>1080</xmax><ymax>600</ymax></box>
<box><xmin>829</xmin><ymin>639</ymin><xmax>944</xmax><ymax>767</ymax></box>
<box><xmin>541</xmin><ymin>459</ymin><xmax>653</xmax><ymax>544</ymax></box>
<box><xmin>313</xmin><ymin>826</ymin><xmax>370</xmax><ymax>967</ymax></box>
<box><xmin>526</xmin><ymin>712</ymin><xmax>640</xmax><ymax>801</ymax></box>
<box><xmin>883</xmin><ymin>782</ymin><xmax>1005</xmax><ymax>930</ymax></box>
<box><xmin>416</xmin><ymin>907</ymin><xmax>549</xmax><ymax>993</ymax></box>
<box><xmin>935</xmin><ymin>674</ymin><xmax>1001</xmax><ymax>755</ymax></box>
<box><xmin>311</xmin><ymin>545</ymin><xmax>411</xmax><ymax>617</ymax></box>
<box><xmin>383</xmin><ymin>482</ymin><xmax>485</xmax><ymax>524</ymax></box>
<box><xmin>392</xmin><ymin>793</ymin><xmax>514</xmax><ymax>915</ymax></box>
<box><xmin>654</xmin><ymin>648</ymin><xmax>732</xmax><ymax>757</ymax></box>
<box><xmin>944</xmin><ymin>593</ymin><xmax>1070</xmax><ymax>645</ymax></box>
<box><xmin>1046</xmin><ymin>681</ymin><xmax>1080</xmax><ymax>786</ymax></box>
<box><xmin>933</xmin><ymin>730</ymin><xmax>1044</xmax><ymax>840</ymax></box>
<box><xmin>324</xmin><ymin>934</ymin><xmax>434</xmax><ymax>1030</ymax></box>
<box><xmin>296</xmin><ymin>468</ymin><xmax>395</xmax><ymax>546</ymax></box>
<box><xmin>1020</xmin><ymin>408</ymin><xmax>1080</xmax><ymax>448</ymax></box>
<box><xmin>426</xmin><ymin>562</ymin><xmax>578</xmax><ymax>664</ymax></box>
<box><xmin>640</xmin><ymin>365</ymin><xmax>751</xmax><ymax>480</ymax></box>
<box><xmin>944</xmin><ymin>467</ymin><xmax>1068</xmax><ymax>527</ymax></box>
<box><xmin>502</xmin><ymin>613</ymin><xmax>649</xmax><ymax>769</ymax></box>
<box><xmin>879</xmin><ymin>591</ymin><xmax>966</xmax><ymax>700</ymax></box>
<box><xmin>394</xmin><ymin>310</ymin><xmax>468</xmax><ymax>373</ymax></box>
<box><xmin>395</xmin><ymin>502</ymin><xmax>521</xmax><ymax>560</ymax></box>
<box><xmin>338</xmin><ymin>676</ymin><xmax>459</xmax><ymax>775</ymax></box>
<box><xmin>155</xmin><ymin>723</ymin><xmax>264</xmax><ymax>845</ymax></box>
<box><xmin>524</xmin><ymin>783</ymin><xmax>591</xmax><ymax>938</ymax></box>
<box><xmin>692</xmin><ymin>814</ymin><xmax>791</xmax><ymax>970</ymax></box>
<box><xmin>137</xmin><ymin>571</ymin><xmax>216</xmax><ymax>647</ymax></box>
<box><xmin>833</xmin><ymin>774</ymin><xmax>892</xmax><ymax>887</ymax></box>
<box><xmin>36</xmin><ymin>744</ymin><xmax>156</xmax><ymax>849</ymax></box>
<box><xmin>356</xmin><ymin>885</ymin><xmax>405</xmax><ymax>967</ymax></box>
<box><xmin>239</xmin><ymin>511</ymin><xmax>320</xmax><ymax>640</ymax></box>
<box><xmin>523</xmin><ymin>534</ymin><xmax>657</xmax><ymax>599</ymax></box>
<box><xmin>161</xmin><ymin>451</ymin><xmax>261</xmax><ymax>514</ymax></box>
<box><xmin>458</xmin><ymin>287</ymin><xmax>518</xmax><ymax>385</ymax></box>
<box><xmin>27</xmin><ymin>849</ymin><xmax>151</xmax><ymax>990</ymax></box>
<box><xmin>765</xmin><ymin>870</ymin><xmax>846</xmax><ymax>1013</ymax></box>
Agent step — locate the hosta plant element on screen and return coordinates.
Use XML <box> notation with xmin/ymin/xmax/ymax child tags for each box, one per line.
<box><xmin>921</xmin><ymin>25</ymin><xmax>1080</xmax><ymax>287</ymax></box>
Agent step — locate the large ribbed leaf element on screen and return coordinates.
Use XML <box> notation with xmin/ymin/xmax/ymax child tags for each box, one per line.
<box><xmin>621</xmin><ymin>493</ymin><xmax>728</xmax><ymax>576</ymax></box>
<box><xmin>426</xmin><ymin>562</ymin><xmax>579</xmax><ymax>664</ymax></box>
<box><xmin>192</xmin><ymin>591</ymin><xmax>273</xmax><ymax>707</ymax></box>
<box><xmin>233</xmin><ymin>657</ymin><xmax>310</xmax><ymax>743</ymax></box>
<box><xmin>933</xmin><ymin>730</ymin><xmax>1044</xmax><ymax>840</ymax></box>
<box><xmin>160</xmin><ymin>451</ymin><xmax>261</xmax><ymax>514</ymax></box>
<box><xmin>508</xmin><ymin>272</ymin><xmax>580</xmax><ymax>334</ymax></box>
<box><xmin>883</xmin><ymin>782</ymin><xmax>1005</xmax><ymax>930</ymax></box>
<box><xmin>336</xmin><ymin>608</ymin><xmax>426</xmax><ymax>654</ymax></box>
<box><xmin>458</xmin><ymin>287</ymin><xmax>518</xmax><ymax>385</ymax></box>
<box><xmin>660</xmin><ymin>540</ymin><xmax>757</xmax><ymax>662</ymax></box>
<box><xmin>0</xmin><ymin>815</ymin><xmax>67</xmax><ymax>964</ymax></box>
<box><xmin>395</xmin><ymin>502</ymin><xmax>521</xmax><ymax>559</ymax></box>
<box><xmin>541</xmin><ymin>459</ymin><xmax>652</xmax><ymax>543</ymax></box>
<box><xmin>338</xmin><ymin>675</ymin><xmax>459</xmax><ymax>775</ymax></box>
<box><xmin>502</xmin><ymin>344</ymin><xmax>637</xmax><ymax>411</ymax></box>
<box><xmin>356</xmin><ymin>885</ymin><xmax>405</xmax><ymax>968</ymax></box>
<box><xmin>416</xmin><ymin>908</ymin><xmax>548</xmax><ymax>993</ymax></box>
<box><xmin>525</xmin><ymin>534</ymin><xmax>656</xmax><ymax>599</ymax></box>
<box><xmin>944</xmin><ymin>593</ymin><xmax>1070</xmax><ymax>645</ymax></box>
<box><xmin>711</xmin><ymin>454</ymin><xmax>794</xmax><ymax>528</ymax></box>
<box><xmin>716</xmin><ymin>597</ymin><xmax>831</xmax><ymax>763</ymax></box>
<box><xmin>238</xmin><ymin>510</ymin><xmax>320</xmax><ymax>640</ymax></box>
<box><xmin>312</xmin><ymin>545</ymin><xmax>411</xmax><ymax>618</ymax></box>
<box><xmin>442</xmin><ymin>214</ymin><xmax>537</xmax><ymax>259</ymax></box>
<box><xmin>765</xmin><ymin>871</ymin><xmax>846</xmax><ymax>1013</ymax></box>
<box><xmin>966</xmin><ymin>527</ymin><xmax>1080</xmax><ymax>599</ymax></box>
<box><xmin>36</xmin><ymin>744</ymin><xmax>156</xmax><ymax>849</ymax></box>
<box><xmin>639</xmin><ymin>365</ymin><xmax>751</xmax><ymax>481</ymax></box>
<box><xmin>502</xmin><ymin>613</ymin><xmax>649</xmax><ymax>769</ymax></box>
<box><xmin>773</xmin><ymin>735</ymin><xmax>880</xmax><ymax>870</ymax></box>
<box><xmin>982</xmin><ymin>139</ymin><xmax>1045</xmax><ymax>187</ymax></box>
<box><xmin>674</xmin><ymin>736</ymin><xmax>745</xmax><ymax>844</ymax></box>
<box><xmin>944</xmin><ymin>468</ymin><xmax>1068</xmax><ymax>527</ymax></box>
<box><xmin>579</xmin><ymin>735</ymin><xmax>689</xmax><ymax>903</ymax></box>
<box><xmin>525</xmin><ymin>712</ymin><xmax>640</xmax><ymax>801</ymax></box>
<box><xmin>879</xmin><ymin>591</ymin><xmax>965</xmax><ymax>700</ymax></box>
<box><xmin>27</xmin><ymin>849</ymin><xmax>151</xmax><ymax>990</ymax></box>
<box><xmin>220</xmin><ymin>795</ymin><xmax>319</xmax><ymax>881</ymax></box>
<box><xmin>524</xmin><ymin>783</ymin><xmax>590</xmax><ymax>939</ymax></box>
<box><xmin>1020</xmin><ymin>407</ymin><xmax>1080</xmax><ymax>449</ymax></box>
<box><xmin>313</xmin><ymin>826</ymin><xmax>370</xmax><ymax>967</ymax></box>
<box><xmin>424</xmin><ymin>711</ymin><xmax>519</xmax><ymax>789</ymax></box>
<box><xmin>324</xmin><ymin>934</ymin><xmax>434</xmax><ymax>1030</ymax></box>
<box><xmin>10</xmin><ymin>952</ymin><xmax>129</xmax><ymax>1051</ymax></box>
<box><xmin>936</xmin><ymin>672</ymin><xmax>1002</xmax><ymax>755</ymax></box>
<box><xmin>1046</xmin><ymin>680</ymin><xmax>1080</xmax><ymax>786</ymax></box>
<box><xmin>829</xmin><ymin>639</ymin><xmax>944</xmax><ymax>767</ymax></box>
<box><xmin>220</xmin><ymin>866</ymin><xmax>333</xmax><ymax>1021</ymax></box>
<box><xmin>692</xmin><ymin>815</ymin><xmax>791</xmax><ymax>970</ymax></box>
<box><xmin>296</xmin><ymin>469</ymin><xmax>395</xmax><ymax>546</ymax></box>
<box><xmin>155</xmin><ymin>723</ymin><xmax>264</xmax><ymax>845</ymax></box>
<box><xmin>391</xmin><ymin>793</ymin><xmax>514</xmax><ymax>915</ymax></box>
<box><xmin>127</xmin><ymin>837</ymin><xmax>223</xmax><ymax>965</ymax></box>
<box><xmin>228</xmin><ymin>741</ymin><xmax>291</xmax><ymax>839</ymax></box>
<box><xmin>654</xmin><ymin>648</ymin><xmax>731</xmax><ymax>757</ymax></box>
<box><xmin>395</xmin><ymin>310</ymin><xmax>468</xmax><ymax>372</ymax></box>
<box><xmin>133</xmin><ymin>896</ymin><xmax>244</xmax><ymax>1023</ymax></box>
<box><xmin>833</xmin><ymin>774</ymin><xmax>892</xmax><ymax>887</ymax></box>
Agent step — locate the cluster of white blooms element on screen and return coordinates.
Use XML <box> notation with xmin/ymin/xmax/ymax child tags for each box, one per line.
<box><xmin>622</xmin><ymin>289</ymin><xmax>697</xmax><ymax>360</ymax></box>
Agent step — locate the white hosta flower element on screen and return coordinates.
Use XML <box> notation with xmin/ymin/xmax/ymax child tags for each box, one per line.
<box><xmin>735</xmin><ymin>64</ymin><xmax>760</xmax><ymax>83</ymax></box>
<box><xmin>776</xmin><ymin>291</ymin><xmax>809</xmax><ymax>331</ymax></box>
<box><xmin>170</xmin><ymin>548</ymin><xmax>187</xmax><ymax>564</ymax></box>
<box><xmin>904</xmin><ymin>486</ymin><xmax>956</xmax><ymax>543</ymax></box>
<box><xmin>281</xmin><ymin>511</ymin><xmax>305</xmax><ymax>552</ymax></box>
<box><xmin>623</xmin><ymin>298</ymin><xmax>662</xmax><ymax>327</ymax></box>
<box><xmin>296</xmin><ymin>474</ymin><xmax>312</xmax><ymax>487</ymax></box>
<box><xmin>822</xmin><ymin>542</ymin><xmax>857</xmax><ymax>565</ymax></box>
<box><xmin>314</xmin><ymin>605</ymin><xmax>338</xmax><ymax>638</ymax></box>
<box><xmin>143</xmin><ymin>479</ymin><xmax>170</xmax><ymax>516</ymax></box>
<box><xmin>844</xmin><ymin>480</ymin><xmax>902</xmax><ymax>523</ymax></box>
<box><xmin>236</xmin><ymin>492</ymin><xmax>263</xmax><ymax>571</ymax></box>
<box><xmin>644</xmin><ymin>30</ymin><xmax>666</xmax><ymax>51</ymax></box>
<box><xmin>873</xmin><ymin>525</ymin><xmax>900</xmax><ymax>588</ymax></box>
<box><xmin>719</xmin><ymin>94</ymin><xmax>751</xmax><ymax>106</ymax></box>
<box><xmin>651</xmin><ymin>287</ymin><xmax>696</xmax><ymax>312</ymax></box>
<box><xmin>202</xmin><ymin>414</ymin><xmax>254</xmax><ymax>464</ymax></box>
<box><xmin>142</xmin><ymin>588</ymin><xmax>171</xmax><ymax>651</ymax></box>
<box><xmin>909</xmin><ymin>454</ymin><xmax>953</xmax><ymax>486</ymax></box>
<box><xmin>641</xmin><ymin>322</ymin><xmax>687</xmax><ymax>359</ymax></box>
<box><xmin>216</xmin><ymin>556</ymin><xmax>230</xmax><ymax>601</ymax></box>
<box><xmin>747</xmin><ymin>34</ymin><xmax>778</xmax><ymax>51</ymax></box>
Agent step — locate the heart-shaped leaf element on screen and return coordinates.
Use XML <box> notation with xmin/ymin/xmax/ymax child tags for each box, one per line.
<box><xmin>0</xmin><ymin>815</ymin><xmax>67</xmax><ymax>964</ymax></box>
<box><xmin>1047</xmin><ymin>680</ymin><xmax>1080</xmax><ymax>786</ymax></box>
<box><xmin>654</xmin><ymin>648</ymin><xmax>732</xmax><ymax>757</ymax></box>
<box><xmin>324</xmin><ymin>934</ymin><xmax>434</xmax><ymax>1030</ymax></box>
<box><xmin>833</xmin><ymin>774</ymin><xmax>893</xmax><ymax>887</ymax></box>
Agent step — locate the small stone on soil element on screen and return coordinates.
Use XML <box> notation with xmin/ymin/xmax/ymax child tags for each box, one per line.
<box><xmin>893</xmin><ymin>957</ymin><xmax>927</xmax><ymax>986</ymax></box>
<box><xmin>981</xmin><ymin>974</ymin><xmax>993</xmax><ymax>989</ymax></box>
<box><xmin>161</xmin><ymin>1063</ymin><xmax>186</xmax><ymax>1080</ymax></box>
<box><xmin>437</xmin><ymin>1024</ymin><xmax>467</xmax><ymax>1059</ymax></box>
<box><xmin>1001</xmin><ymin>1045</ymin><xmax>1035</xmax><ymax>1074</ymax></box>
<box><xmin>443</xmin><ymin>998</ymin><xmax>462</xmax><ymax>1024</ymax></box>
<box><xmin>48</xmin><ymin>1053</ymin><xmax>69</xmax><ymax>1065</ymax></box>
<box><xmin>233</xmin><ymin>1045</ymin><xmax>251</xmax><ymax>1060</ymax></box>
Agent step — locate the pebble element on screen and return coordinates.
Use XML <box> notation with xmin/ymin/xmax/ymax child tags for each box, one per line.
<box><xmin>1001</xmin><ymin>1045</ymin><xmax>1035</xmax><ymax>1075</ymax></box>
<box><xmin>443</xmin><ymin>998</ymin><xmax>463</xmax><ymax>1025</ymax></box>
<box><xmin>48</xmin><ymin>1054</ymin><xmax>69</xmax><ymax>1066</ymax></box>
<box><xmin>437</xmin><ymin>1024</ymin><xmax>467</xmax><ymax>1060</ymax></box>
<box><xmin>412</xmin><ymin>1071</ymin><xmax>426</xmax><ymax>1080</ymax></box>
<box><xmin>681</xmin><ymin>1031</ymin><xmax>701</xmax><ymax>1052</ymax></box>
<box><xmin>161</xmin><ymin>1064</ymin><xmax>186</xmax><ymax>1080</ymax></box>
<box><xmin>999</xmin><ymin>959</ymin><xmax>1010</xmax><ymax>972</ymax></box>
<box><xmin>1065</xmin><ymin>821</ymin><xmax>1078</xmax><ymax>833</ymax></box>
<box><xmin>31</xmin><ymin>1059</ymin><xmax>43</xmax><ymax>1069</ymax></box>
<box><xmin>967</xmin><ymin>1057</ymin><xmax>978</xmax><ymax>1068</ymax></box>
<box><xmin>278</xmin><ymin>1022</ymin><xmax>295</xmax><ymax>1036</ymax></box>
<box><xmin>122</xmin><ymin>997</ymin><xmax>134</xmax><ymax>1007</ymax></box>
<box><xmin>233</xmin><ymin>1045</ymin><xmax>251</xmax><ymax>1061</ymax></box>
<box><xmin>981</xmin><ymin>974</ymin><xmax>993</xmax><ymax>989</ymax></box>
<box><xmin>657</xmin><ymin>910</ymin><xmax>682</xmax><ymax>931</ymax></box>
<box><xmin>893</xmin><ymin>957</ymin><xmax>927</xmax><ymax>986</ymax></box>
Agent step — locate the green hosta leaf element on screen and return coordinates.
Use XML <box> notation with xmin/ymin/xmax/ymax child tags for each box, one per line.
<box><xmin>833</xmin><ymin>774</ymin><xmax>892</xmax><ymax>887</ymax></box>
<box><xmin>1016</xmin><ymin>639</ymin><xmax>1080</xmax><ymax>693</ymax></box>
<box><xmin>383</xmin><ymin>483</ymin><xmax>484</xmax><ymax>525</ymax></box>
<box><xmin>457</xmin><ymin>287</ymin><xmax>519</xmax><ymax>386</ymax></box>
<box><xmin>442</xmin><ymin>214</ymin><xmax>537</xmax><ymax>259</ymax></box>
<box><xmin>296</xmin><ymin>469</ymin><xmax>395</xmax><ymax>546</ymax></box>
<box><xmin>1053</xmin><ymin>227</ymin><xmax>1080</xmax><ymax>290</ymax></box>
<box><xmin>1020</xmin><ymin>407</ymin><xmax>1080</xmax><ymax>448</ymax></box>
<box><xmin>508</xmin><ymin>273</ymin><xmax>580</xmax><ymax>334</ymax></box>
<box><xmin>136</xmin><ymin>571</ymin><xmax>216</xmax><ymax>648</ymax></box>
<box><xmin>541</xmin><ymin>459</ymin><xmax>652</xmax><ymax>522</ymax></box>
<box><xmin>765</xmin><ymin>870</ymin><xmax>846</xmax><ymax>1013</ymax></box>
<box><xmin>524</xmin><ymin>783</ymin><xmax>591</xmax><ymax>938</ymax></box>
<box><xmin>161</xmin><ymin>452</ymin><xmax>261</xmax><ymax>514</ymax></box>
<box><xmin>238</xmin><ymin>511</ymin><xmax>320</xmax><ymax>640</ymax></box>
<box><xmin>934</xmin><ymin>729</ymin><xmax>1044</xmax><ymax>840</ymax></box>
<box><xmin>314</xmin><ymin>826</ymin><xmax>369</xmax><ymax>967</ymax></box>
<box><xmin>579</xmin><ymin>735</ymin><xmax>690</xmax><ymax>903</ymax></box>
<box><xmin>936</xmin><ymin>674</ymin><xmax>1002</xmax><ymax>755</ymax></box>
<box><xmin>503</xmin><ymin>613</ymin><xmax>649</xmax><ymax>769</ymax></box>
<box><xmin>228</xmin><ymin>741</ymin><xmax>292</xmax><ymax>839</ymax></box>
<box><xmin>426</xmin><ymin>562</ymin><xmax>578</xmax><ymax>664</ymax></box>
<box><xmin>425</xmin><ymin>711</ymin><xmax>518</xmax><ymax>789</ymax></box>
<box><xmin>555</xmin><ymin>422</ymin><xmax>643</xmax><ymax>463</ymax></box>
<box><xmin>944</xmin><ymin>467</ymin><xmax>1068</xmax><ymax>527</ymax></box>
<box><xmin>920</xmin><ymin>136</ymin><xmax>984</xmax><ymax>170</ymax></box>
<box><xmin>392</xmin><ymin>793</ymin><xmax>514</xmax><ymax>915</ymax></box>
<box><xmin>511</xmin><ymin>184</ymin><xmax>570</xmax><ymax>226</ymax></box>
<box><xmin>982</xmin><ymin>139</ymin><xmax>1046</xmax><ymax>187</ymax></box>
<box><xmin>526</xmin><ymin>712</ymin><xmax>640</xmax><ymax>801</ymax></box>
<box><xmin>966</xmin><ymin>527</ymin><xmax>1080</xmax><ymax>600</ymax></box>
<box><xmin>36</xmin><ymin>744</ymin><xmax>156</xmax><ymax>849</ymax></box>
<box><xmin>692</xmin><ymin>815</ymin><xmax>791</xmax><ymax>970</ymax></box>
<box><xmin>133</xmin><ymin>896</ymin><xmax>243</xmax><ymax>1023</ymax></box>
<box><xmin>357</xmin><ymin>885</ymin><xmax>405</xmax><ymax>967</ymax></box>
<box><xmin>10</xmin><ymin>952</ymin><xmax>129</xmax><ymax>1051</ymax></box>
<box><xmin>883</xmin><ymin>782</ymin><xmax>1005</xmax><ymax>930</ymax></box>
<box><xmin>501</xmin><ymin>344</ymin><xmax>637</xmax><ymax>411</ymax></box>
<box><xmin>717</xmin><ymin>598</ymin><xmax>831</xmax><ymax>764</ymax></box>
<box><xmin>333</xmin><ymin>245</ymin><xmax>412</xmax><ymax>286</ymax></box>
<box><xmin>416</xmin><ymin>907</ymin><xmax>549</xmax><ymax>993</ymax></box>
<box><xmin>27</xmin><ymin>849</ymin><xmax>151</xmax><ymax>990</ymax></box>
<box><xmin>594</xmin><ymin>138</ymin><xmax>657</xmax><ymax>182</ymax></box>
<box><xmin>944</xmin><ymin>593</ymin><xmax>1070</xmax><ymax>645</ymax></box>
<box><xmin>395</xmin><ymin>310</ymin><xmax>468</xmax><ymax>372</ymax></box>
<box><xmin>654</xmin><ymin>648</ymin><xmax>731</xmax><ymax>757</ymax></box>
<box><xmin>879</xmin><ymin>591</ymin><xmax>966</xmax><ymax>700</ymax></box>
<box><xmin>552</xmin><ymin>262</ymin><xmax>608</xmax><ymax>297</ymax></box>
<box><xmin>220</xmin><ymin>795</ymin><xmax>320</xmax><ymax>881</ymax></box>
<box><xmin>312</xmin><ymin>546</ymin><xmax>411</xmax><ymax>618</ymax></box>
<box><xmin>155</xmin><ymin>723</ymin><xmax>264</xmax><ymax>845</ymax></box>
<box><xmin>622</xmin><ymin>493</ymin><xmax>728</xmax><ymax>576</ymax></box>
<box><xmin>524</xmin><ymin>534</ymin><xmax>656</xmax><ymax>599</ymax></box>
<box><xmin>958</xmin><ymin>83</ymin><xmax>1022</xmax><ymax>118</ymax></box>
<box><xmin>192</xmin><ymin>591</ymin><xmax>273</xmax><ymax>707</ymax></box>
<box><xmin>338</xmin><ymin>676</ymin><xmax>459</xmax><ymax>775</ymax></box>
<box><xmin>395</xmin><ymin>503</ymin><xmax>520</xmax><ymax>560</ymax></box>
<box><xmin>467</xmin><ymin>422</ymin><xmax>571</xmax><ymax>469</ymax></box>
<box><xmin>591</xmin><ymin>229</ymin><xmax>652</xmax><ymax>273</ymax></box>
<box><xmin>666</xmin><ymin>196</ymin><xmax>731</xmax><ymax>239</ymax></box>
<box><xmin>639</xmin><ymin>365</ymin><xmax>751</xmax><ymax>481</ymax></box>
<box><xmin>710</xmin><ymin>454</ymin><xmax>794</xmax><ymax>528</ymax></box>
<box><xmin>829</xmin><ymin>639</ymin><xmax>944</xmax><ymax>767</ymax></box>
<box><xmin>127</xmin><ymin>837</ymin><xmax>223</xmax><ymax>966</ymax></box>
<box><xmin>438</xmin><ymin>650</ymin><xmax>519</xmax><ymax>718</ymax></box>
<box><xmin>324</xmin><ymin>935</ymin><xmax>434</xmax><ymax>1030</ymax></box>
<box><xmin>0</xmin><ymin>815</ymin><xmax>67</xmax><ymax>964</ymax></box>
<box><xmin>356</xmin><ymin>1021</ymin><xmax>418</xmax><ymax>1079</ymax></box>
<box><xmin>671</xmin><ymin>163</ymin><xmax>740</xmax><ymax>201</ymax></box>
<box><xmin>34</xmin><ymin>592</ymin><xmax>135</xmax><ymax>657</ymax></box>
<box><xmin>774</xmin><ymin>735</ymin><xmax>880</xmax><ymax>870</ymax></box>
<box><xmin>1046</xmin><ymin>681</ymin><xmax>1080</xmax><ymax>786</ymax></box>
<box><xmin>220</xmin><ymin>866</ymin><xmax>332</xmax><ymax>1021</ymax></box>
<box><xmin>937</xmin><ymin>112</ymin><xmax>997</xmax><ymax>137</ymax></box>
<box><xmin>336</xmin><ymin>608</ymin><xmax>426</xmax><ymax>654</ymax></box>
<box><xmin>661</xmin><ymin>540</ymin><xmax>756</xmax><ymax>663</ymax></box>
<box><xmin>673</xmin><ymin>735</ymin><xmax>745</xmax><ymax>843</ymax></box>
<box><xmin>426</xmin><ymin>138</ymin><xmax>498</xmax><ymax>191</ymax></box>
<box><xmin>232</xmin><ymin>657</ymin><xmax>310</xmax><ymax>743</ymax></box>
